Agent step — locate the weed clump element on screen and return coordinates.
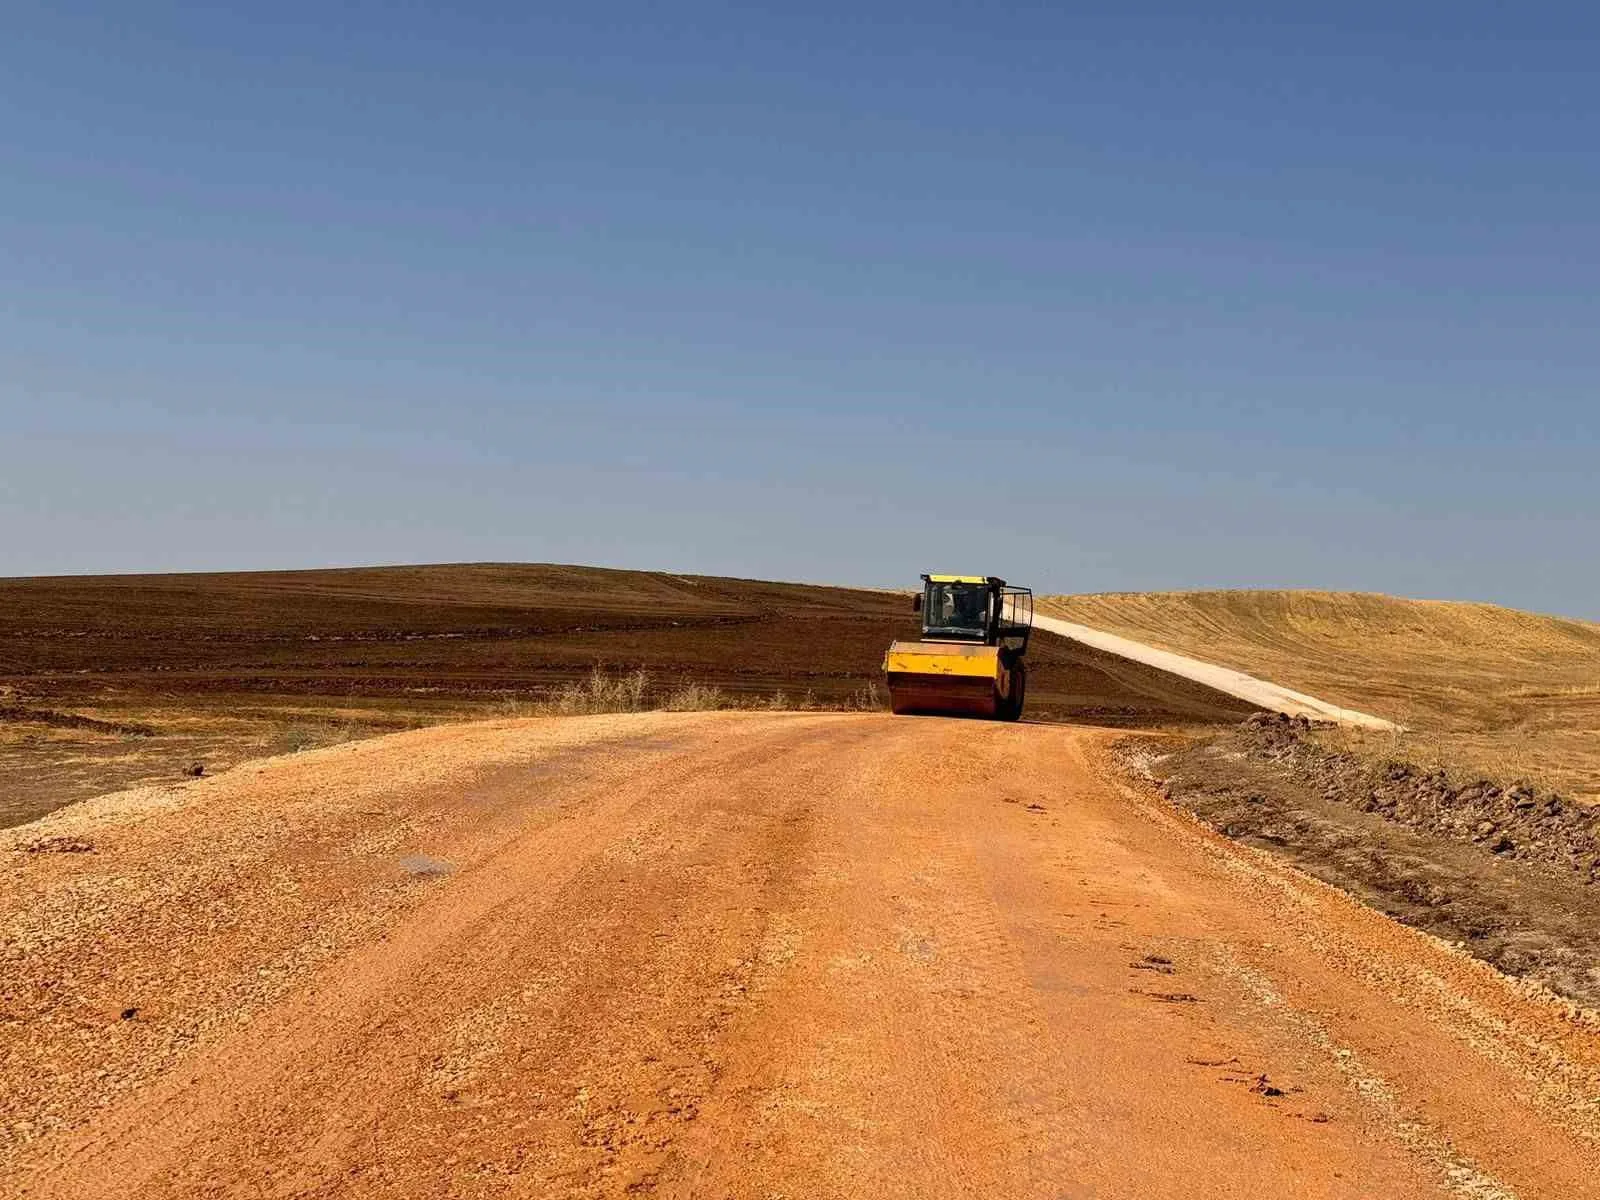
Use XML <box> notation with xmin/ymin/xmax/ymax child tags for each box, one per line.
<box><xmin>548</xmin><ymin>666</ymin><xmax>653</xmax><ymax>715</ymax></box>
<box><xmin>660</xmin><ymin>682</ymin><xmax>727</xmax><ymax>712</ymax></box>
<box><xmin>498</xmin><ymin>668</ymin><xmax>887</xmax><ymax>717</ymax></box>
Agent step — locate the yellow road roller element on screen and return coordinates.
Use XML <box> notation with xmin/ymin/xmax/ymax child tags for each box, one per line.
<box><xmin>883</xmin><ymin>575</ymin><xmax>1034</xmax><ymax>720</ymax></box>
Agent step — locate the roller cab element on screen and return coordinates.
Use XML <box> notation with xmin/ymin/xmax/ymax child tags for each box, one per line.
<box><xmin>883</xmin><ymin>575</ymin><xmax>1033</xmax><ymax>720</ymax></box>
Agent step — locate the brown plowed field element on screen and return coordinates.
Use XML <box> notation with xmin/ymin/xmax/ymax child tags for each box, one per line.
<box><xmin>0</xmin><ymin>564</ymin><xmax>1251</xmax><ymax>823</ymax></box>
<box><xmin>5</xmin><ymin>713</ymin><xmax>1597</xmax><ymax>1198</ymax></box>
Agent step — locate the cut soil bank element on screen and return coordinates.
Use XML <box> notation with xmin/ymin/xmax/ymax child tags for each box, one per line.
<box><xmin>1127</xmin><ymin>713</ymin><xmax>1600</xmax><ymax>1009</ymax></box>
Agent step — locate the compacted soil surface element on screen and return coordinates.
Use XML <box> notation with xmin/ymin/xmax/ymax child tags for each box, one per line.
<box><xmin>4</xmin><ymin>712</ymin><xmax>1597</xmax><ymax>1198</ymax></box>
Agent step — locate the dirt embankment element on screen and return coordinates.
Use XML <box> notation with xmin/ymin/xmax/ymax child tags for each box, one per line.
<box><xmin>1130</xmin><ymin>713</ymin><xmax>1600</xmax><ymax>1009</ymax></box>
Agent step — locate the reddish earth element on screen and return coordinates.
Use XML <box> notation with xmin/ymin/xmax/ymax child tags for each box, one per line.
<box><xmin>5</xmin><ymin>712</ymin><xmax>1596</xmax><ymax>1198</ymax></box>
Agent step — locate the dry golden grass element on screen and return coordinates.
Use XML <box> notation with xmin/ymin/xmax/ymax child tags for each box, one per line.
<box><xmin>494</xmin><ymin>666</ymin><xmax>883</xmax><ymax>718</ymax></box>
<box><xmin>1040</xmin><ymin>590</ymin><xmax>1600</xmax><ymax>800</ymax></box>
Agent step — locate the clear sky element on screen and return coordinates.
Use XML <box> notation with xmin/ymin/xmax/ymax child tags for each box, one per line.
<box><xmin>3</xmin><ymin>3</ymin><xmax>1596</xmax><ymax>615</ymax></box>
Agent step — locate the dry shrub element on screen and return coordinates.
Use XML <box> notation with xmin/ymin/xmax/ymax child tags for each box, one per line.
<box><xmin>842</xmin><ymin>681</ymin><xmax>885</xmax><ymax>711</ymax></box>
<box><xmin>544</xmin><ymin>666</ymin><xmax>653</xmax><ymax>715</ymax></box>
<box><xmin>661</xmin><ymin>682</ymin><xmax>727</xmax><ymax>712</ymax></box>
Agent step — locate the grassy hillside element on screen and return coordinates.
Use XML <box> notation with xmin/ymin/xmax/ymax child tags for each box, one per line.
<box><xmin>1041</xmin><ymin>590</ymin><xmax>1600</xmax><ymax>799</ymax></box>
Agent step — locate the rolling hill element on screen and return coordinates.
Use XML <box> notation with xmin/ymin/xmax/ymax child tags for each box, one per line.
<box><xmin>1041</xmin><ymin>589</ymin><xmax>1600</xmax><ymax>799</ymax></box>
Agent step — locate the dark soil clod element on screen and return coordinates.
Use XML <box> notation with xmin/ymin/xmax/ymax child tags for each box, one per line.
<box><xmin>24</xmin><ymin>836</ymin><xmax>96</xmax><ymax>854</ymax></box>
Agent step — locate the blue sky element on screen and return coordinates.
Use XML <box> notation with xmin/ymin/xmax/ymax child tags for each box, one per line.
<box><xmin>3</xmin><ymin>3</ymin><xmax>1597</xmax><ymax>615</ymax></box>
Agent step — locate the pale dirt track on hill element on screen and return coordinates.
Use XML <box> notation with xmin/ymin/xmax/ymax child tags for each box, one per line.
<box><xmin>4</xmin><ymin>713</ymin><xmax>1598</xmax><ymax>1198</ymax></box>
<box><xmin>1031</xmin><ymin>612</ymin><xmax>1400</xmax><ymax>731</ymax></box>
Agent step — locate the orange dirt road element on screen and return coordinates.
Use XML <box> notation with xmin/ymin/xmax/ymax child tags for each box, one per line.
<box><xmin>4</xmin><ymin>713</ymin><xmax>1598</xmax><ymax>1198</ymax></box>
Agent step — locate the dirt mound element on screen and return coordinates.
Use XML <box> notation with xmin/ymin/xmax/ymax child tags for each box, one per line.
<box><xmin>1130</xmin><ymin>715</ymin><xmax>1600</xmax><ymax>1009</ymax></box>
